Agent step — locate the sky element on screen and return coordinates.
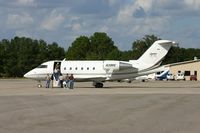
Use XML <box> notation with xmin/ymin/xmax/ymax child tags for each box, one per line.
<box><xmin>0</xmin><ymin>0</ymin><xmax>200</xmax><ymax>50</ymax></box>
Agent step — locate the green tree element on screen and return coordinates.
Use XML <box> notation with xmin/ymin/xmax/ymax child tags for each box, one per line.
<box><xmin>1</xmin><ymin>37</ymin><xmax>65</xmax><ymax>77</ymax></box>
<box><xmin>66</xmin><ymin>32</ymin><xmax>120</xmax><ymax>60</ymax></box>
<box><xmin>0</xmin><ymin>39</ymin><xmax>8</xmax><ymax>77</ymax></box>
<box><xmin>89</xmin><ymin>32</ymin><xmax>118</xmax><ymax>60</ymax></box>
<box><xmin>3</xmin><ymin>38</ymin><xmax>16</xmax><ymax>77</ymax></box>
<box><xmin>47</xmin><ymin>42</ymin><xmax>65</xmax><ymax>60</ymax></box>
<box><xmin>0</xmin><ymin>42</ymin><xmax>3</xmax><ymax>76</ymax></box>
<box><xmin>132</xmin><ymin>35</ymin><xmax>161</xmax><ymax>59</ymax></box>
<box><xmin>120</xmin><ymin>50</ymin><xmax>133</xmax><ymax>61</ymax></box>
<box><xmin>2</xmin><ymin>34</ymin><xmax>200</xmax><ymax>77</ymax></box>
<box><xmin>106</xmin><ymin>48</ymin><xmax>122</xmax><ymax>60</ymax></box>
<box><xmin>66</xmin><ymin>36</ymin><xmax>90</xmax><ymax>60</ymax></box>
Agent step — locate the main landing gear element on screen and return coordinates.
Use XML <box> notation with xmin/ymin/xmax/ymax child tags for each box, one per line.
<box><xmin>93</xmin><ymin>82</ymin><xmax>104</xmax><ymax>88</ymax></box>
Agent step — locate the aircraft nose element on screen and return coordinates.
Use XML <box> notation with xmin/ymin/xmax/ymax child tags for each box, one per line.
<box><xmin>24</xmin><ymin>72</ymin><xmax>31</xmax><ymax>78</ymax></box>
<box><xmin>24</xmin><ymin>70</ymin><xmax>35</xmax><ymax>78</ymax></box>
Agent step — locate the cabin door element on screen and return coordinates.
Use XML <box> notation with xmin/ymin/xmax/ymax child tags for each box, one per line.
<box><xmin>52</xmin><ymin>62</ymin><xmax>61</xmax><ymax>87</ymax></box>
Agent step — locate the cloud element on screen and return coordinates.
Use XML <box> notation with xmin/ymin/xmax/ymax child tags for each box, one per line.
<box><xmin>1</xmin><ymin>0</ymin><xmax>200</xmax><ymax>50</ymax></box>
<box><xmin>184</xmin><ymin>0</ymin><xmax>200</xmax><ymax>10</ymax></box>
<box><xmin>3</xmin><ymin>0</ymin><xmax>37</xmax><ymax>7</ymax></box>
<box><xmin>6</xmin><ymin>12</ymin><xmax>34</xmax><ymax>29</ymax></box>
<box><xmin>99</xmin><ymin>26</ymin><xmax>109</xmax><ymax>33</ymax></box>
<box><xmin>108</xmin><ymin>0</ymin><xmax>119</xmax><ymax>6</ymax></box>
<box><xmin>116</xmin><ymin>0</ymin><xmax>170</xmax><ymax>34</ymax></box>
<box><xmin>117</xmin><ymin>0</ymin><xmax>154</xmax><ymax>24</ymax></box>
<box><xmin>135</xmin><ymin>0</ymin><xmax>153</xmax><ymax>12</ymax></box>
<box><xmin>41</xmin><ymin>10</ymin><xmax>65</xmax><ymax>31</ymax></box>
<box><xmin>70</xmin><ymin>23</ymin><xmax>82</xmax><ymax>31</ymax></box>
<box><xmin>15</xmin><ymin>30</ymin><xmax>32</xmax><ymax>38</ymax></box>
<box><xmin>17</xmin><ymin>0</ymin><xmax>35</xmax><ymax>6</ymax></box>
<box><xmin>132</xmin><ymin>16</ymin><xmax>170</xmax><ymax>34</ymax></box>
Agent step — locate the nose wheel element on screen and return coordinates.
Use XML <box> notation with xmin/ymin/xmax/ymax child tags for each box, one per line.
<box><xmin>37</xmin><ymin>84</ymin><xmax>42</xmax><ymax>88</ymax></box>
<box><xmin>37</xmin><ymin>81</ymin><xmax>42</xmax><ymax>88</ymax></box>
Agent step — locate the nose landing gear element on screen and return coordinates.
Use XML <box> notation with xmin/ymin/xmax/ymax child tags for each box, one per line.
<box><xmin>37</xmin><ymin>81</ymin><xmax>42</xmax><ymax>88</ymax></box>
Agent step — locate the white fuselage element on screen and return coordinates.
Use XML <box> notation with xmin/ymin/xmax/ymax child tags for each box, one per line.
<box><xmin>24</xmin><ymin>60</ymin><xmax>135</xmax><ymax>81</ymax></box>
<box><xmin>24</xmin><ymin>40</ymin><xmax>176</xmax><ymax>84</ymax></box>
<box><xmin>24</xmin><ymin>60</ymin><xmax>167</xmax><ymax>82</ymax></box>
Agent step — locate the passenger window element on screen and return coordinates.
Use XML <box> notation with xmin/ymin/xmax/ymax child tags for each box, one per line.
<box><xmin>75</xmin><ymin>67</ymin><xmax>78</xmax><ymax>70</ymax></box>
<box><xmin>87</xmin><ymin>67</ymin><xmax>89</xmax><ymax>70</ymax></box>
<box><xmin>70</xmin><ymin>67</ymin><xmax>72</xmax><ymax>70</ymax></box>
<box><xmin>64</xmin><ymin>67</ymin><xmax>66</xmax><ymax>70</ymax></box>
<box><xmin>93</xmin><ymin>67</ymin><xmax>95</xmax><ymax>70</ymax></box>
<box><xmin>37</xmin><ymin>65</ymin><xmax>47</xmax><ymax>68</ymax></box>
<box><xmin>81</xmin><ymin>67</ymin><xmax>83</xmax><ymax>70</ymax></box>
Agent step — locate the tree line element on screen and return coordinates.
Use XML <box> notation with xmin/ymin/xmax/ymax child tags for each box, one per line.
<box><xmin>0</xmin><ymin>33</ymin><xmax>200</xmax><ymax>77</ymax></box>
<box><xmin>0</xmin><ymin>37</ymin><xmax>65</xmax><ymax>77</ymax></box>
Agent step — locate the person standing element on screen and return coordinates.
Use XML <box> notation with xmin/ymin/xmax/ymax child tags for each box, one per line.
<box><xmin>59</xmin><ymin>74</ymin><xmax>64</xmax><ymax>88</ymax></box>
<box><xmin>46</xmin><ymin>74</ymin><xmax>51</xmax><ymax>88</ymax></box>
<box><xmin>69</xmin><ymin>74</ymin><xmax>74</xmax><ymax>89</ymax></box>
<box><xmin>63</xmin><ymin>74</ymin><xmax>69</xmax><ymax>88</ymax></box>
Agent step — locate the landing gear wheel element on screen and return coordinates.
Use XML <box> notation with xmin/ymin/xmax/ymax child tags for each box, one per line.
<box><xmin>94</xmin><ymin>83</ymin><xmax>104</xmax><ymax>88</ymax></box>
<box><xmin>37</xmin><ymin>80</ymin><xmax>42</xmax><ymax>88</ymax></box>
<box><xmin>37</xmin><ymin>84</ymin><xmax>42</xmax><ymax>88</ymax></box>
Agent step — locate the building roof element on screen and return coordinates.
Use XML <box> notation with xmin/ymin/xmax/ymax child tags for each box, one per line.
<box><xmin>165</xmin><ymin>58</ymin><xmax>200</xmax><ymax>67</ymax></box>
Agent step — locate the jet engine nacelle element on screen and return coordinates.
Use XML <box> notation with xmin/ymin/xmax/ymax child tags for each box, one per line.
<box><xmin>103</xmin><ymin>61</ymin><xmax>132</xmax><ymax>71</ymax></box>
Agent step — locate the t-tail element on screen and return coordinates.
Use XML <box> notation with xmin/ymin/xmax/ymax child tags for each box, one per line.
<box><xmin>131</xmin><ymin>40</ymin><xmax>176</xmax><ymax>70</ymax></box>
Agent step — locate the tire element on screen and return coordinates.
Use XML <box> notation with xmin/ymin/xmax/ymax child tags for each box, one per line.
<box><xmin>37</xmin><ymin>84</ymin><xmax>42</xmax><ymax>88</ymax></box>
<box><xmin>95</xmin><ymin>83</ymin><xmax>103</xmax><ymax>88</ymax></box>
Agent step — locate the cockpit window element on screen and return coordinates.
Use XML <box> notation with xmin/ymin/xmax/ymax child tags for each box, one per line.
<box><xmin>37</xmin><ymin>65</ymin><xmax>47</xmax><ymax>68</ymax></box>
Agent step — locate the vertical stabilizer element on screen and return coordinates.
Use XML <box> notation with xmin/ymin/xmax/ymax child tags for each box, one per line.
<box><xmin>136</xmin><ymin>40</ymin><xmax>175</xmax><ymax>69</ymax></box>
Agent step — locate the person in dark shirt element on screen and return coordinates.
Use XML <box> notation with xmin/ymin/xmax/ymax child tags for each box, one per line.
<box><xmin>69</xmin><ymin>74</ymin><xmax>74</xmax><ymax>89</ymax></box>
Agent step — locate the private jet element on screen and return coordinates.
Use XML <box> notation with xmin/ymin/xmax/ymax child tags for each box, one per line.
<box><xmin>24</xmin><ymin>40</ymin><xmax>176</xmax><ymax>88</ymax></box>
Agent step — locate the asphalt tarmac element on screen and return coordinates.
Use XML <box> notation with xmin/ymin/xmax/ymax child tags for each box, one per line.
<box><xmin>0</xmin><ymin>79</ymin><xmax>200</xmax><ymax>133</ymax></box>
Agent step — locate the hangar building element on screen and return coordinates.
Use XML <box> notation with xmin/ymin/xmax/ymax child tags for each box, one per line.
<box><xmin>166</xmin><ymin>58</ymin><xmax>200</xmax><ymax>81</ymax></box>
